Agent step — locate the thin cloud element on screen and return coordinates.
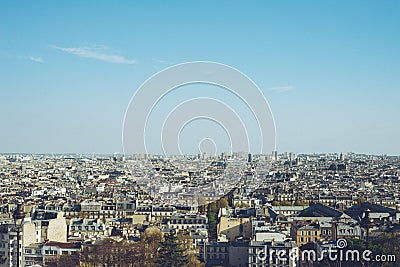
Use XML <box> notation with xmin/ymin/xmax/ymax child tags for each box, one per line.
<box><xmin>269</xmin><ymin>86</ymin><xmax>296</xmax><ymax>92</ymax></box>
<box><xmin>52</xmin><ymin>45</ymin><xmax>136</xmax><ymax>64</ymax></box>
<box><xmin>152</xmin><ymin>59</ymin><xmax>175</xmax><ymax>69</ymax></box>
<box><xmin>153</xmin><ymin>58</ymin><xmax>174</xmax><ymax>65</ymax></box>
<box><xmin>26</xmin><ymin>56</ymin><xmax>44</xmax><ymax>63</ymax></box>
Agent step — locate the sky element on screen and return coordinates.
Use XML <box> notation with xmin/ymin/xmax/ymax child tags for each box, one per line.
<box><xmin>0</xmin><ymin>1</ymin><xmax>399</xmax><ymax>155</ymax></box>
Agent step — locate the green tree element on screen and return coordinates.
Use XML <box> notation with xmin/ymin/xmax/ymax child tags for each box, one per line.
<box><xmin>207</xmin><ymin>210</ymin><xmax>217</xmax><ymax>240</ymax></box>
<box><xmin>156</xmin><ymin>231</ymin><xmax>188</xmax><ymax>267</ymax></box>
<box><xmin>208</xmin><ymin>202</ymin><xmax>217</xmax><ymax>213</ymax></box>
<box><xmin>177</xmin><ymin>231</ymin><xmax>204</xmax><ymax>267</ymax></box>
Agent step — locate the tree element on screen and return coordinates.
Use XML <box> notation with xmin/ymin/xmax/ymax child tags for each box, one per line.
<box><xmin>281</xmin><ymin>200</ymin><xmax>292</xmax><ymax>206</ymax></box>
<box><xmin>332</xmin><ymin>234</ymin><xmax>400</xmax><ymax>267</ymax></box>
<box><xmin>207</xmin><ymin>211</ymin><xmax>217</xmax><ymax>240</ymax></box>
<box><xmin>78</xmin><ymin>226</ymin><xmax>204</xmax><ymax>267</ymax></box>
<box><xmin>357</xmin><ymin>197</ymin><xmax>366</xmax><ymax>205</ymax></box>
<box><xmin>156</xmin><ymin>231</ymin><xmax>188</xmax><ymax>267</ymax></box>
<box><xmin>271</xmin><ymin>200</ymin><xmax>280</xmax><ymax>206</ymax></box>
<box><xmin>45</xmin><ymin>254</ymin><xmax>79</xmax><ymax>267</ymax></box>
<box><xmin>178</xmin><ymin>231</ymin><xmax>204</xmax><ymax>267</ymax></box>
<box><xmin>142</xmin><ymin>227</ymin><xmax>163</xmax><ymax>266</ymax></box>
<box><xmin>239</xmin><ymin>202</ymin><xmax>249</xmax><ymax>208</ymax></box>
<box><xmin>187</xmin><ymin>254</ymin><xmax>204</xmax><ymax>267</ymax></box>
<box><xmin>80</xmin><ymin>238</ymin><xmax>140</xmax><ymax>266</ymax></box>
<box><xmin>207</xmin><ymin>201</ymin><xmax>219</xmax><ymax>241</ymax></box>
<box><xmin>216</xmin><ymin>198</ymin><xmax>229</xmax><ymax>210</ymax></box>
<box><xmin>208</xmin><ymin>202</ymin><xmax>217</xmax><ymax>213</ymax></box>
<box><xmin>294</xmin><ymin>200</ymin><xmax>307</xmax><ymax>206</ymax></box>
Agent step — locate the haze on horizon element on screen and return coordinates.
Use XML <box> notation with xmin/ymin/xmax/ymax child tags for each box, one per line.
<box><xmin>0</xmin><ymin>1</ymin><xmax>399</xmax><ymax>155</ymax></box>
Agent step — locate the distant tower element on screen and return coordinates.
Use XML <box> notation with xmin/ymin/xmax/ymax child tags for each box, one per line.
<box><xmin>247</xmin><ymin>153</ymin><xmax>252</xmax><ymax>163</ymax></box>
<box><xmin>272</xmin><ymin>150</ymin><xmax>278</xmax><ymax>161</ymax></box>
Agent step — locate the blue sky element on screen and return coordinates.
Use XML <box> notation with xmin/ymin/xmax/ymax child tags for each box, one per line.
<box><xmin>0</xmin><ymin>1</ymin><xmax>399</xmax><ymax>155</ymax></box>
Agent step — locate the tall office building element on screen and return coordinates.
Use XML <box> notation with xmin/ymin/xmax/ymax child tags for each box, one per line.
<box><xmin>271</xmin><ymin>150</ymin><xmax>278</xmax><ymax>161</ymax></box>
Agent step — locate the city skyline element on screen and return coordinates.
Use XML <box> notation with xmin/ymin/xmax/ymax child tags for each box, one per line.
<box><xmin>1</xmin><ymin>1</ymin><xmax>399</xmax><ymax>155</ymax></box>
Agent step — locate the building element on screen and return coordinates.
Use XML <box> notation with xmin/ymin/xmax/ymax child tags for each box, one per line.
<box><xmin>68</xmin><ymin>218</ymin><xmax>107</xmax><ymax>240</ymax></box>
<box><xmin>167</xmin><ymin>214</ymin><xmax>208</xmax><ymax>232</ymax></box>
<box><xmin>200</xmin><ymin>241</ymin><xmax>229</xmax><ymax>266</ymax></box>
<box><xmin>290</xmin><ymin>220</ymin><xmax>321</xmax><ymax>246</ymax></box>
<box><xmin>22</xmin><ymin>241</ymin><xmax>80</xmax><ymax>267</ymax></box>
<box><xmin>248</xmin><ymin>240</ymin><xmax>298</xmax><ymax>267</ymax></box>
<box><xmin>0</xmin><ymin>221</ymin><xmax>19</xmax><ymax>267</ymax></box>
<box><xmin>217</xmin><ymin>217</ymin><xmax>252</xmax><ymax>242</ymax></box>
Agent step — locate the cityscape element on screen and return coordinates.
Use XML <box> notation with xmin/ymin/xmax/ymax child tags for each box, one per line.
<box><xmin>0</xmin><ymin>152</ymin><xmax>399</xmax><ymax>266</ymax></box>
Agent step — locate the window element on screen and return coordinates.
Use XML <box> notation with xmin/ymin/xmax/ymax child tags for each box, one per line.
<box><xmin>45</xmin><ymin>250</ymin><xmax>57</xmax><ymax>255</ymax></box>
